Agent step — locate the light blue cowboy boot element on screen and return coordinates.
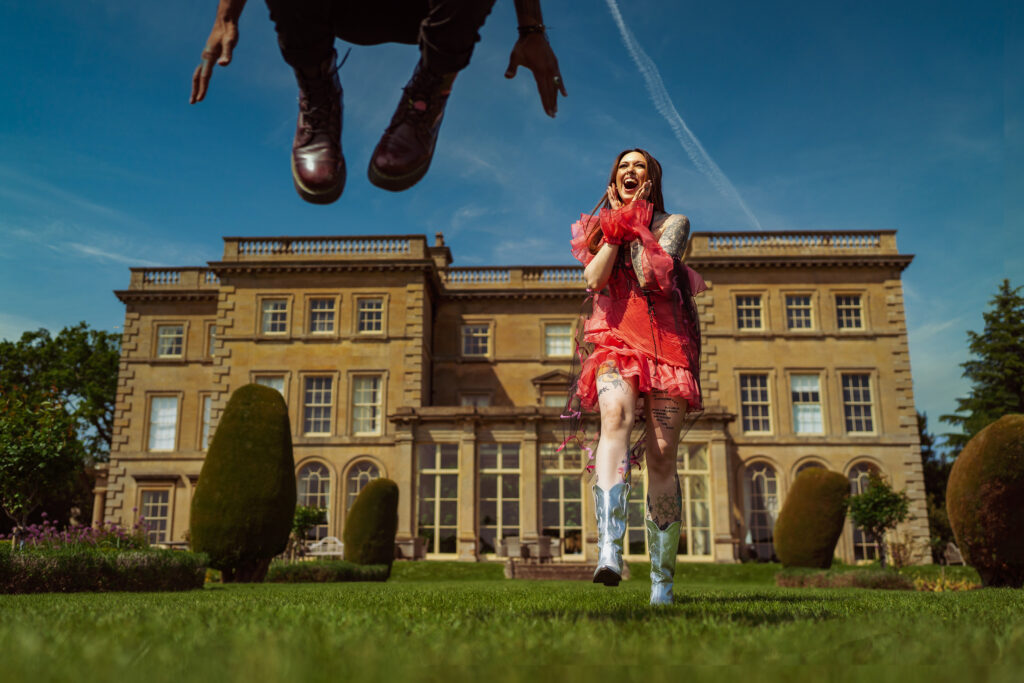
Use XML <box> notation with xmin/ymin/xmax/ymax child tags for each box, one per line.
<box><xmin>646</xmin><ymin>519</ymin><xmax>681</xmax><ymax>605</ymax></box>
<box><xmin>592</xmin><ymin>482</ymin><xmax>630</xmax><ymax>586</ymax></box>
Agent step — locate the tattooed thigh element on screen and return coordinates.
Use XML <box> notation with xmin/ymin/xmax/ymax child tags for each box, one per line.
<box><xmin>596</xmin><ymin>360</ymin><xmax>628</xmax><ymax>394</ymax></box>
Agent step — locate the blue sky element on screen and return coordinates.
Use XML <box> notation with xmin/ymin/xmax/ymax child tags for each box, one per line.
<box><xmin>0</xmin><ymin>0</ymin><xmax>1018</xmax><ymax>439</ymax></box>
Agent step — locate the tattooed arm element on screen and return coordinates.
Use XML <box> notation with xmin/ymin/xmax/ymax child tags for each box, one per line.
<box><xmin>631</xmin><ymin>213</ymin><xmax>690</xmax><ymax>288</ymax></box>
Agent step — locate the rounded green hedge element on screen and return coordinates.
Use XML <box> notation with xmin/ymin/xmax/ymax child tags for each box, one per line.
<box><xmin>343</xmin><ymin>478</ymin><xmax>398</xmax><ymax>573</ymax></box>
<box><xmin>773</xmin><ymin>468</ymin><xmax>850</xmax><ymax>569</ymax></box>
<box><xmin>946</xmin><ymin>414</ymin><xmax>1024</xmax><ymax>587</ymax></box>
<box><xmin>190</xmin><ymin>384</ymin><xmax>296</xmax><ymax>582</ymax></box>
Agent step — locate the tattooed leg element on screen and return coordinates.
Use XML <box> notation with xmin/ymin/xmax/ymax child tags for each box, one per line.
<box><xmin>645</xmin><ymin>391</ymin><xmax>688</xmax><ymax>529</ymax></box>
<box><xmin>594</xmin><ymin>360</ymin><xmax>638</xmax><ymax>489</ymax></box>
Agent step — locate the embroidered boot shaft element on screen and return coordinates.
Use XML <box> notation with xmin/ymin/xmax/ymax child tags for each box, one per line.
<box><xmin>645</xmin><ymin>518</ymin><xmax>681</xmax><ymax>605</ymax></box>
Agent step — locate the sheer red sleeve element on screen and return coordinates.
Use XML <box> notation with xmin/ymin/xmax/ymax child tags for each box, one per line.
<box><xmin>570</xmin><ymin>214</ymin><xmax>600</xmax><ymax>266</ymax></box>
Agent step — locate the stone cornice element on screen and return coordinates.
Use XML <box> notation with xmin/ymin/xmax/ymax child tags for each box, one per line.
<box><xmin>114</xmin><ymin>290</ymin><xmax>218</xmax><ymax>304</ymax></box>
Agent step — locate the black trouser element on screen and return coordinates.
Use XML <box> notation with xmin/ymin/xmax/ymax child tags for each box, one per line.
<box><xmin>264</xmin><ymin>0</ymin><xmax>497</xmax><ymax>74</ymax></box>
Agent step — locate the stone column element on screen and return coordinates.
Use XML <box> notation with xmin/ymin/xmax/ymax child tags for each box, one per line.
<box><xmin>457</xmin><ymin>418</ymin><xmax>478</xmax><ymax>560</ymax></box>
<box><xmin>520</xmin><ymin>420</ymin><xmax>539</xmax><ymax>550</ymax></box>
<box><xmin>394</xmin><ymin>420</ymin><xmax>416</xmax><ymax>557</ymax></box>
<box><xmin>709</xmin><ymin>427</ymin><xmax>737</xmax><ymax>563</ymax></box>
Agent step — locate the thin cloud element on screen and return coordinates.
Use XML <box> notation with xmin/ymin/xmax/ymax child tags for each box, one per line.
<box><xmin>604</xmin><ymin>0</ymin><xmax>762</xmax><ymax>230</ymax></box>
<box><xmin>65</xmin><ymin>242</ymin><xmax>163</xmax><ymax>267</ymax></box>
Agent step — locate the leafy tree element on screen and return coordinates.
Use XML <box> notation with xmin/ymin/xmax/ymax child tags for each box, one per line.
<box><xmin>0</xmin><ymin>322</ymin><xmax>120</xmax><ymax>464</ymax></box>
<box><xmin>847</xmin><ymin>473</ymin><xmax>910</xmax><ymax>569</ymax></box>
<box><xmin>941</xmin><ymin>279</ymin><xmax>1024</xmax><ymax>451</ymax></box>
<box><xmin>286</xmin><ymin>506</ymin><xmax>327</xmax><ymax>561</ymax></box>
<box><xmin>918</xmin><ymin>412</ymin><xmax>954</xmax><ymax>562</ymax></box>
<box><xmin>0</xmin><ymin>389</ymin><xmax>80</xmax><ymax>545</ymax></box>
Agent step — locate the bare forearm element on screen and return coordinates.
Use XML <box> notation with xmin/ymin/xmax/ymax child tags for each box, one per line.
<box><xmin>215</xmin><ymin>0</ymin><xmax>247</xmax><ymax>22</ymax></box>
<box><xmin>584</xmin><ymin>243</ymin><xmax>618</xmax><ymax>291</ymax></box>
<box><xmin>513</xmin><ymin>0</ymin><xmax>543</xmax><ymax>26</ymax></box>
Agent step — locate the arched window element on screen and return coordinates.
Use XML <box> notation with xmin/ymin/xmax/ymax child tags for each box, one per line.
<box><xmin>297</xmin><ymin>462</ymin><xmax>331</xmax><ymax>540</ymax></box>
<box><xmin>848</xmin><ymin>462</ymin><xmax>880</xmax><ymax>561</ymax></box>
<box><xmin>744</xmin><ymin>462</ymin><xmax>778</xmax><ymax>561</ymax></box>
<box><xmin>346</xmin><ymin>460</ymin><xmax>380</xmax><ymax>511</ymax></box>
<box><xmin>796</xmin><ymin>461</ymin><xmax>825</xmax><ymax>476</ymax></box>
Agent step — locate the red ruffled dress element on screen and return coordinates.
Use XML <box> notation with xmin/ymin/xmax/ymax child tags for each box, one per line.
<box><xmin>570</xmin><ymin>200</ymin><xmax>707</xmax><ymax>413</ymax></box>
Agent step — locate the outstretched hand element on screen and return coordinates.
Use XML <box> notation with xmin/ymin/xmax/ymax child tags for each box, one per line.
<box><xmin>190</xmin><ymin>12</ymin><xmax>241</xmax><ymax>104</ymax></box>
<box><xmin>505</xmin><ymin>33</ymin><xmax>567</xmax><ymax>117</ymax></box>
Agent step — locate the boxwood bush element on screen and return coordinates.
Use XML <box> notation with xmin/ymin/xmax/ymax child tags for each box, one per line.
<box><xmin>190</xmin><ymin>384</ymin><xmax>296</xmax><ymax>582</ymax></box>
<box><xmin>0</xmin><ymin>545</ymin><xmax>207</xmax><ymax>593</ymax></box>
<box><xmin>343</xmin><ymin>478</ymin><xmax>399</xmax><ymax>574</ymax></box>
<box><xmin>773</xmin><ymin>468</ymin><xmax>850</xmax><ymax>568</ymax></box>
<box><xmin>946</xmin><ymin>414</ymin><xmax>1024</xmax><ymax>587</ymax></box>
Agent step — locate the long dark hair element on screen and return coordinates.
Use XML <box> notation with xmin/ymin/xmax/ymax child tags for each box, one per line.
<box><xmin>587</xmin><ymin>148</ymin><xmax>665</xmax><ymax>254</ymax></box>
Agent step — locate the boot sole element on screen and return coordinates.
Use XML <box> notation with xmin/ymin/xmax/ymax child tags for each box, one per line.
<box><xmin>367</xmin><ymin>154</ymin><xmax>433</xmax><ymax>193</ymax></box>
<box><xmin>292</xmin><ymin>156</ymin><xmax>346</xmax><ymax>205</ymax></box>
<box><xmin>593</xmin><ymin>567</ymin><xmax>622</xmax><ymax>587</ymax></box>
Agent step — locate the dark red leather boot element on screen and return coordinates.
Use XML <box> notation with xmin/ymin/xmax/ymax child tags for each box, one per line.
<box><xmin>291</xmin><ymin>51</ymin><xmax>345</xmax><ymax>204</ymax></box>
<box><xmin>368</xmin><ymin>63</ymin><xmax>455</xmax><ymax>192</ymax></box>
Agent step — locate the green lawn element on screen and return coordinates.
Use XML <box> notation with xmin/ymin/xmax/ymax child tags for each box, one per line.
<box><xmin>1</xmin><ymin>562</ymin><xmax>1020</xmax><ymax>683</ymax></box>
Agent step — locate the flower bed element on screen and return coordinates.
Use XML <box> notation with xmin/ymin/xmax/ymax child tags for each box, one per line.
<box><xmin>266</xmin><ymin>559</ymin><xmax>389</xmax><ymax>583</ymax></box>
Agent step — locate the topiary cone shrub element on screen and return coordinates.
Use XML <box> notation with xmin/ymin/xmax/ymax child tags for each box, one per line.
<box><xmin>190</xmin><ymin>384</ymin><xmax>296</xmax><ymax>583</ymax></box>
<box><xmin>343</xmin><ymin>478</ymin><xmax>399</xmax><ymax>576</ymax></box>
<box><xmin>773</xmin><ymin>468</ymin><xmax>850</xmax><ymax>569</ymax></box>
<box><xmin>946</xmin><ymin>414</ymin><xmax>1024</xmax><ymax>588</ymax></box>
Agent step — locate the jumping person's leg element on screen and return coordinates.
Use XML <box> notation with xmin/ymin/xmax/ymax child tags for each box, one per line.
<box><xmin>591</xmin><ymin>360</ymin><xmax>637</xmax><ymax>586</ymax></box>
<box><xmin>265</xmin><ymin>0</ymin><xmax>346</xmax><ymax>204</ymax></box>
<box><xmin>643</xmin><ymin>391</ymin><xmax>689</xmax><ymax>605</ymax></box>
<box><xmin>368</xmin><ymin>0</ymin><xmax>497</xmax><ymax>191</ymax></box>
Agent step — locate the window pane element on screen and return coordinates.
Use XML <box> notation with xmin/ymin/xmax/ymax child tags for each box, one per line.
<box><xmin>545</xmin><ymin>323</ymin><xmax>573</xmax><ymax>357</ymax></box>
<box><xmin>148</xmin><ymin>397</ymin><xmax>178</xmax><ymax>450</ymax></box>
<box><xmin>261</xmin><ymin>299</ymin><xmax>288</xmax><ymax>334</ymax></box>
<box><xmin>255</xmin><ymin>376</ymin><xmax>285</xmax><ymax>395</ymax></box>
<box><xmin>462</xmin><ymin>324</ymin><xmax>490</xmax><ymax>356</ymax></box>
<box><xmin>156</xmin><ymin>325</ymin><xmax>184</xmax><ymax>357</ymax></box>
<box><xmin>842</xmin><ymin>374</ymin><xmax>874</xmax><ymax>432</ymax></box>
<box><xmin>357</xmin><ymin>298</ymin><xmax>384</xmax><ymax>333</ymax></box>
<box><xmin>739</xmin><ymin>374</ymin><xmax>771</xmax><ymax>432</ymax></box>
<box><xmin>736</xmin><ymin>295</ymin><xmax>763</xmax><ymax>329</ymax></box>
<box><xmin>303</xmin><ymin>377</ymin><xmax>333</xmax><ymax>434</ymax></box>
<box><xmin>140</xmin><ymin>490</ymin><xmax>170</xmax><ymax>543</ymax></box>
<box><xmin>352</xmin><ymin>375</ymin><xmax>382</xmax><ymax>434</ymax></box>
<box><xmin>439</xmin><ymin>444</ymin><xmax>458</xmax><ymax>469</ymax></box>
<box><xmin>836</xmin><ymin>294</ymin><xmax>863</xmax><ymax>329</ymax></box>
<box><xmin>201</xmin><ymin>395</ymin><xmax>212</xmax><ymax>449</ymax></box>
<box><xmin>308</xmin><ymin>298</ymin><xmax>336</xmax><ymax>333</ymax></box>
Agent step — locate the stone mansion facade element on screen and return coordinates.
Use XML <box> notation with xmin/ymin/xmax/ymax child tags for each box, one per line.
<box><xmin>96</xmin><ymin>229</ymin><xmax>931</xmax><ymax>564</ymax></box>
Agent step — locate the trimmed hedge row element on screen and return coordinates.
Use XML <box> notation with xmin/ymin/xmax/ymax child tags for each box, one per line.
<box><xmin>0</xmin><ymin>546</ymin><xmax>207</xmax><ymax>593</ymax></box>
<box><xmin>775</xmin><ymin>567</ymin><xmax>913</xmax><ymax>590</ymax></box>
<box><xmin>266</xmin><ymin>560</ymin><xmax>389</xmax><ymax>583</ymax></box>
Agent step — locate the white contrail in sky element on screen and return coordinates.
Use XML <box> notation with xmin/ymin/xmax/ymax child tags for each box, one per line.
<box><xmin>605</xmin><ymin>0</ymin><xmax>762</xmax><ymax>230</ymax></box>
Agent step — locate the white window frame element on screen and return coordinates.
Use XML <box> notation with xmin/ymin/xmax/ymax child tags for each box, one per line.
<box><xmin>543</xmin><ymin>322</ymin><xmax>574</xmax><ymax>358</ymax></box>
<box><xmin>351</xmin><ymin>374</ymin><xmax>384</xmax><ymax>436</ymax></box>
<box><xmin>147</xmin><ymin>395</ymin><xmax>180</xmax><ymax>451</ymax></box>
<box><xmin>307</xmin><ymin>296</ymin><xmax>337</xmax><ymax>335</ymax></box>
<box><xmin>836</xmin><ymin>293</ymin><xmax>865</xmax><ymax>330</ymax></box>
<box><xmin>199</xmin><ymin>393</ymin><xmax>213</xmax><ymax>450</ymax></box>
<box><xmin>355</xmin><ymin>296</ymin><xmax>385</xmax><ymax>335</ymax></box>
<box><xmin>738</xmin><ymin>373</ymin><xmax>772</xmax><ymax>434</ymax></box>
<box><xmin>461</xmin><ymin>323</ymin><xmax>491</xmax><ymax>358</ymax></box>
<box><xmin>155</xmin><ymin>324</ymin><xmax>185</xmax><ymax>359</ymax></box>
<box><xmin>260</xmin><ymin>297</ymin><xmax>290</xmax><ymax>336</ymax></box>
<box><xmin>790</xmin><ymin>373</ymin><xmax>824</xmax><ymax>435</ymax></box>
<box><xmin>138</xmin><ymin>487</ymin><xmax>173</xmax><ymax>544</ymax></box>
<box><xmin>841</xmin><ymin>372</ymin><xmax>875</xmax><ymax>434</ymax></box>
<box><xmin>477</xmin><ymin>443</ymin><xmax>521</xmax><ymax>557</ymax></box>
<box><xmin>784</xmin><ymin>293</ymin><xmax>815</xmax><ymax>331</ymax></box>
<box><xmin>417</xmin><ymin>443</ymin><xmax>460</xmax><ymax>556</ymax></box>
<box><xmin>254</xmin><ymin>374</ymin><xmax>287</xmax><ymax>398</ymax></box>
<box><xmin>735</xmin><ymin>294</ymin><xmax>765</xmax><ymax>331</ymax></box>
<box><xmin>297</xmin><ymin>461</ymin><xmax>332</xmax><ymax>541</ymax></box>
<box><xmin>302</xmin><ymin>376</ymin><xmax>334</xmax><ymax>436</ymax></box>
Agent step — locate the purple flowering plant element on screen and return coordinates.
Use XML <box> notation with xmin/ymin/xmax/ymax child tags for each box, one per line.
<box><xmin>0</xmin><ymin>515</ymin><xmax>150</xmax><ymax>552</ymax></box>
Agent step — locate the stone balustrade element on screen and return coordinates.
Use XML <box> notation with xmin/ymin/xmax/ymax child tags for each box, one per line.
<box><xmin>689</xmin><ymin>230</ymin><xmax>897</xmax><ymax>256</ymax></box>
<box><xmin>128</xmin><ymin>268</ymin><xmax>219</xmax><ymax>290</ymax></box>
<box><xmin>221</xmin><ymin>235</ymin><xmax>424</xmax><ymax>261</ymax></box>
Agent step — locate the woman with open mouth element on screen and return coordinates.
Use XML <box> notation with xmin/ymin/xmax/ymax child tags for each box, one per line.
<box><xmin>566</xmin><ymin>148</ymin><xmax>707</xmax><ymax>605</ymax></box>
